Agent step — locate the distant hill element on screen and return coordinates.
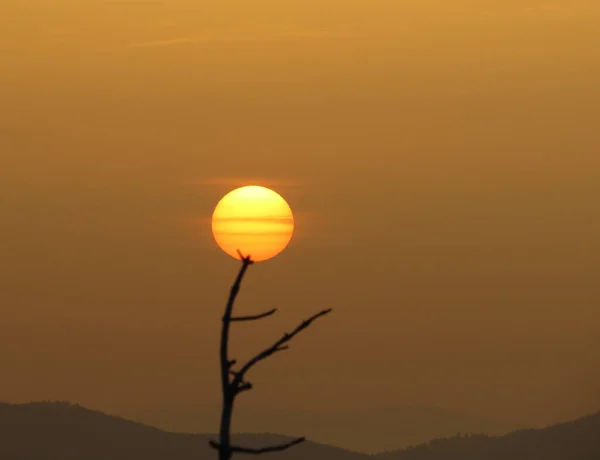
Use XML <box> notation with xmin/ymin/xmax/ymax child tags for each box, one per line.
<box><xmin>375</xmin><ymin>410</ymin><xmax>600</xmax><ymax>460</ymax></box>
<box><xmin>1</xmin><ymin>401</ymin><xmax>598</xmax><ymax>460</ymax></box>
<box><xmin>124</xmin><ymin>404</ymin><xmax>519</xmax><ymax>453</ymax></box>
<box><xmin>0</xmin><ymin>401</ymin><xmax>368</xmax><ymax>460</ymax></box>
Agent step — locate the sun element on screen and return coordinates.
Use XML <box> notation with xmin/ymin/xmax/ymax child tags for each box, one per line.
<box><xmin>211</xmin><ymin>185</ymin><xmax>294</xmax><ymax>262</ymax></box>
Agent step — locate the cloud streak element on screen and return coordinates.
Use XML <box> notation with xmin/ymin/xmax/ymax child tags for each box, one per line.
<box><xmin>213</xmin><ymin>217</ymin><xmax>293</xmax><ymax>224</ymax></box>
<box><xmin>126</xmin><ymin>27</ymin><xmax>364</xmax><ymax>49</ymax></box>
<box><xmin>186</xmin><ymin>176</ymin><xmax>304</xmax><ymax>191</ymax></box>
<box><xmin>126</xmin><ymin>37</ymin><xmax>201</xmax><ymax>48</ymax></box>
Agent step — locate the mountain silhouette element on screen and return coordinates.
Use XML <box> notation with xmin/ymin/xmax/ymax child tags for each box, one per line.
<box><xmin>0</xmin><ymin>401</ymin><xmax>598</xmax><ymax>460</ymax></box>
<box><xmin>124</xmin><ymin>404</ymin><xmax>519</xmax><ymax>453</ymax></box>
<box><xmin>0</xmin><ymin>401</ymin><xmax>368</xmax><ymax>460</ymax></box>
<box><xmin>375</xmin><ymin>410</ymin><xmax>600</xmax><ymax>460</ymax></box>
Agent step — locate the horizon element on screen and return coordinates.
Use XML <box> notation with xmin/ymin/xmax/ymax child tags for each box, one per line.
<box><xmin>2</xmin><ymin>399</ymin><xmax>600</xmax><ymax>455</ymax></box>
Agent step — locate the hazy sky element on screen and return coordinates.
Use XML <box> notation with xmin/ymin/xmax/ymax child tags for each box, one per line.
<box><xmin>1</xmin><ymin>0</ymin><xmax>599</xmax><ymax>430</ymax></box>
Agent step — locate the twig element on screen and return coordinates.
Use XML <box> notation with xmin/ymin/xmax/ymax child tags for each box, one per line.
<box><xmin>233</xmin><ymin>308</ymin><xmax>332</xmax><ymax>386</ymax></box>
<box><xmin>230</xmin><ymin>308</ymin><xmax>277</xmax><ymax>322</ymax></box>
<box><xmin>210</xmin><ymin>437</ymin><xmax>306</xmax><ymax>454</ymax></box>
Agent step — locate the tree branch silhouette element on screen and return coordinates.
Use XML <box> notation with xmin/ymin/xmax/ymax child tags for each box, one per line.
<box><xmin>210</xmin><ymin>437</ymin><xmax>306</xmax><ymax>454</ymax></box>
<box><xmin>210</xmin><ymin>251</ymin><xmax>332</xmax><ymax>459</ymax></box>
<box><xmin>232</xmin><ymin>308</ymin><xmax>332</xmax><ymax>387</ymax></box>
<box><xmin>230</xmin><ymin>308</ymin><xmax>277</xmax><ymax>322</ymax></box>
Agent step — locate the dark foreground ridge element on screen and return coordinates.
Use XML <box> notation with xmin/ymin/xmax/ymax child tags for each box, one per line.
<box><xmin>0</xmin><ymin>401</ymin><xmax>368</xmax><ymax>460</ymax></box>
<box><xmin>0</xmin><ymin>401</ymin><xmax>598</xmax><ymax>460</ymax></box>
<box><xmin>376</xmin><ymin>410</ymin><xmax>600</xmax><ymax>460</ymax></box>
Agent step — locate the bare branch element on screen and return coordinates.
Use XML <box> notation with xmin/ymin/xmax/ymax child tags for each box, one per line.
<box><xmin>215</xmin><ymin>254</ymin><xmax>333</xmax><ymax>459</ymax></box>
<box><xmin>235</xmin><ymin>382</ymin><xmax>253</xmax><ymax>394</ymax></box>
<box><xmin>218</xmin><ymin>252</ymin><xmax>254</xmax><ymax>459</ymax></box>
<box><xmin>234</xmin><ymin>308</ymin><xmax>332</xmax><ymax>385</ymax></box>
<box><xmin>230</xmin><ymin>308</ymin><xmax>277</xmax><ymax>322</ymax></box>
<box><xmin>210</xmin><ymin>437</ymin><xmax>306</xmax><ymax>454</ymax></box>
<box><xmin>236</xmin><ymin>249</ymin><xmax>254</xmax><ymax>263</ymax></box>
<box><xmin>229</xmin><ymin>369</ymin><xmax>251</xmax><ymax>390</ymax></box>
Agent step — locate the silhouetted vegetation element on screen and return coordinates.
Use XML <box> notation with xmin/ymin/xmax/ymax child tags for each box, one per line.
<box><xmin>210</xmin><ymin>253</ymin><xmax>332</xmax><ymax>460</ymax></box>
<box><xmin>375</xmin><ymin>411</ymin><xmax>600</xmax><ymax>460</ymax></box>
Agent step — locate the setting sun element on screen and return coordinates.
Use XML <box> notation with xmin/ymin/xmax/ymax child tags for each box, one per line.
<box><xmin>211</xmin><ymin>186</ymin><xmax>294</xmax><ymax>262</ymax></box>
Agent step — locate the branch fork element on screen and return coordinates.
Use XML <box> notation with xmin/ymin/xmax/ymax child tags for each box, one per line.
<box><xmin>211</xmin><ymin>250</ymin><xmax>332</xmax><ymax>458</ymax></box>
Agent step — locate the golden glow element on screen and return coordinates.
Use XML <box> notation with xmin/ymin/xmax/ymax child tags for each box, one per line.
<box><xmin>211</xmin><ymin>186</ymin><xmax>294</xmax><ymax>262</ymax></box>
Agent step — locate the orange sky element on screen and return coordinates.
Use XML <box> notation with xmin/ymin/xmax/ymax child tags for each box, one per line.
<box><xmin>1</xmin><ymin>0</ymin><xmax>599</xmax><ymax>430</ymax></box>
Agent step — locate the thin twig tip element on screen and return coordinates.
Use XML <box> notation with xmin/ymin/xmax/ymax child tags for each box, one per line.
<box><xmin>236</xmin><ymin>249</ymin><xmax>254</xmax><ymax>264</ymax></box>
